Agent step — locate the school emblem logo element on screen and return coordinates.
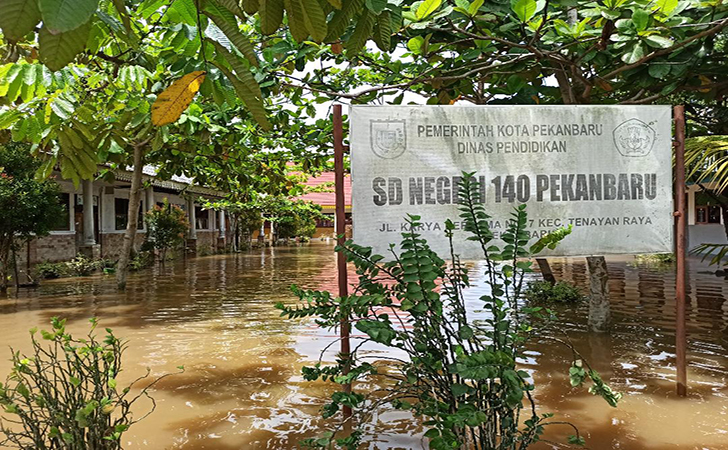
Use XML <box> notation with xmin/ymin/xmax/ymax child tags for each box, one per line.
<box><xmin>613</xmin><ymin>118</ymin><xmax>656</xmax><ymax>157</ymax></box>
<box><xmin>370</xmin><ymin>119</ymin><xmax>406</xmax><ymax>159</ymax></box>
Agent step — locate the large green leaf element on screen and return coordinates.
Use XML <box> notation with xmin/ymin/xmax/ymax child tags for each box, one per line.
<box><xmin>284</xmin><ymin>0</ymin><xmax>309</xmax><ymax>42</ymax></box>
<box><xmin>301</xmin><ymin>0</ymin><xmax>328</xmax><ymax>42</ymax></box>
<box><xmin>0</xmin><ymin>109</ymin><xmax>23</xmax><ymax>130</ymax></box>
<box><xmin>631</xmin><ymin>9</ymin><xmax>649</xmax><ymax>31</ymax></box>
<box><xmin>213</xmin><ymin>0</ymin><xmax>245</xmax><ymax>17</ymax></box>
<box><xmin>644</xmin><ymin>35</ymin><xmax>673</xmax><ymax>48</ymax></box>
<box><xmin>0</xmin><ymin>0</ymin><xmax>42</xmax><ymax>41</ymax></box>
<box><xmin>372</xmin><ymin>11</ymin><xmax>392</xmax><ymax>51</ymax></box>
<box><xmin>346</xmin><ymin>8</ymin><xmax>375</xmax><ymax>55</ymax></box>
<box><xmin>167</xmin><ymin>0</ymin><xmax>197</xmax><ymax>25</ymax></box>
<box><xmin>655</xmin><ymin>0</ymin><xmax>677</xmax><ymax>14</ymax></box>
<box><xmin>39</xmin><ymin>21</ymin><xmax>92</xmax><ymax>71</ymax></box>
<box><xmin>325</xmin><ymin>0</ymin><xmax>364</xmax><ymax>41</ymax></box>
<box><xmin>366</xmin><ymin>0</ymin><xmax>387</xmax><ymax>14</ymax></box>
<box><xmin>510</xmin><ymin>0</ymin><xmax>537</xmax><ymax>22</ymax></box>
<box><xmin>242</xmin><ymin>0</ymin><xmax>259</xmax><ymax>14</ymax></box>
<box><xmin>39</xmin><ymin>0</ymin><xmax>98</xmax><ymax>34</ymax></box>
<box><xmin>259</xmin><ymin>0</ymin><xmax>284</xmax><ymax>35</ymax></box>
<box><xmin>112</xmin><ymin>0</ymin><xmax>131</xmax><ymax>32</ymax></box>
<box><xmin>416</xmin><ymin>0</ymin><xmax>441</xmax><ymax>19</ymax></box>
<box><xmin>621</xmin><ymin>42</ymin><xmax>645</xmax><ymax>64</ymax></box>
<box><xmin>206</xmin><ymin>12</ymin><xmax>259</xmax><ymax>67</ymax></box>
<box><xmin>215</xmin><ymin>62</ymin><xmax>269</xmax><ymax>130</ymax></box>
<box><xmin>209</xmin><ymin>40</ymin><xmax>269</xmax><ymax>129</ymax></box>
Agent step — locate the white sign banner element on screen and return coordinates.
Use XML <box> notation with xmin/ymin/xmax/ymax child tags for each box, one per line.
<box><xmin>350</xmin><ymin>105</ymin><xmax>674</xmax><ymax>259</ymax></box>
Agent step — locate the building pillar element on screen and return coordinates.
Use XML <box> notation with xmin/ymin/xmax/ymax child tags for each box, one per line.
<box><xmin>145</xmin><ymin>187</ymin><xmax>154</xmax><ymax>211</ymax></box>
<box><xmin>217</xmin><ymin>209</ymin><xmax>226</xmax><ymax>252</ymax></box>
<box><xmin>219</xmin><ymin>210</ymin><xmax>226</xmax><ymax>239</ymax></box>
<box><xmin>187</xmin><ymin>197</ymin><xmax>197</xmax><ymax>254</ymax></box>
<box><xmin>80</xmin><ymin>179</ymin><xmax>100</xmax><ymax>259</ymax></box>
<box><xmin>258</xmin><ymin>219</ymin><xmax>265</xmax><ymax>245</ymax></box>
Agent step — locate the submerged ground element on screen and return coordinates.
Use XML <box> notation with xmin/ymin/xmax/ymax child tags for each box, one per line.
<box><xmin>0</xmin><ymin>242</ymin><xmax>727</xmax><ymax>449</ymax></box>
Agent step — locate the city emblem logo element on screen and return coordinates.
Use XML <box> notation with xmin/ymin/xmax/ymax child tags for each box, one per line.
<box><xmin>613</xmin><ymin>118</ymin><xmax>656</xmax><ymax>157</ymax></box>
<box><xmin>370</xmin><ymin>119</ymin><xmax>406</xmax><ymax>159</ymax></box>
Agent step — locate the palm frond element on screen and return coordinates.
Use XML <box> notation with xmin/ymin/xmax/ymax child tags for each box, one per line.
<box><xmin>690</xmin><ymin>243</ymin><xmax>728</xmax><ymax>267</ymax></box>
<box><xmin>685</xmin><ymin>135</ymin><xmax>728</xmax><ymax>194</ymax></box>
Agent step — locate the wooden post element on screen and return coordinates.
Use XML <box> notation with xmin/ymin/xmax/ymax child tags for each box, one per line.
<box><xmin>333</xmin><ymin>104</ymin><xmax>352</xmax><ymax>418</ymax></box>
<box><xmin>536</xmin><ymin>258</ymin><xmax>556</xmax><ymax>285</ymax></box>
<box><xmin>586</xmin><ymin>256</ymin><xmax>610</xmax><ymax>332</ymax></box>
<box><xmin>674</xmin><ymin>105</ymin><xmax>687</xmax><ymax>397</ymax></box>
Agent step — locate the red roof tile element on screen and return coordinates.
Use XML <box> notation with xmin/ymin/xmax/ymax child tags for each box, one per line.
<box><xmin>297</xmin><ymin>172</ymin><xmax>351</xmax><ymax>207</ymax></box>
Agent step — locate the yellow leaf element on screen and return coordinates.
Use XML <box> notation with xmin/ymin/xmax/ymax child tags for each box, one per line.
<box><xmin>151</xmin><ymin>71</ymin><xmax>206</xmax><ymax>126</ymax></box>
<box><xmin>698</xmin><ymin>75</ymin><xmax>712</xmax><ymax>93</ymax></box>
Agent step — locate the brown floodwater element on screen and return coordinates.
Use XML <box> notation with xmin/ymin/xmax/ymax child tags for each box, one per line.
<box><xmin>1</xmin><ymin>243</ymin><xmax>727</xmax><ymax>449</ymax></box>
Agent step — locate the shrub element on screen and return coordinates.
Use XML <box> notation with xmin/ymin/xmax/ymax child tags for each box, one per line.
<box><xmin>635</xmin><ymin>253</ymin><xmax>676</xmax><ymax>264</ymax></box>
<box><xmin>524</xmin><ymin>280</ymin><xmax>585</xmax><ymax>304</ymax></box>
<box><xmin>128</xmin><ymin>251</ymin><xmax>153</xmax><ymax>272</ymax></box>
<box><xmin>35</xmin><ymin>262</ymin><xmax>69</xmax><ymax>279</ymax></box>
<box><xmin>277</xmin><ymin>173</ymin><xmax>620</xmax><ymax>450</ymax></box>
<box><xmin>0</xmin><ymin>318</ymin><xmax>180</xmax><ymax>449</ymax></box>
<box><xmin>143</xmin><ymin>200</ymin><xmax>189</xmax><ymax>261</ymax></box>
<box><xmin>66</xmin><ymin>254</ymin><xmax>98</xmax><ymax>277</ymax></box>
<box><xmin>35</xmin><ymin>257</ymin><xmax>116</xmax><ymax>279</ymax></box>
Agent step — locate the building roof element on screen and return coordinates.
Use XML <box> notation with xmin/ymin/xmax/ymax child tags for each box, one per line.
<box><xmin>298</xmin><ymin>171</ymin><xmax>351</xmax><ymax>207</ymax></box>
<box><xmin>112</xmin><ymin>165</ymin><xmax>226</xmax><ymax>198</ymax></box>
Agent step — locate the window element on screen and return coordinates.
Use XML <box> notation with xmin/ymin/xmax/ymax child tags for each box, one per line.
<box><xmin>696</xmin><ymin>206</ymin><xmax>708</xmax><ymax>224</ymax></box>
<box><xmin>195</xmin><ymin>206</ymin><xmax>209</xmax><ymax>230</ymax></box>
<box><xmin>707</xmin><ymin>205</ymin><xmax>721</xmax><ymax>224</ymax></box>
<box><xmin>115</xmin><ymin>198</ymin><xmax>144</xmax><ymax>230</ymax></box>
<box><xmin>52</xmin><ymin>193</ymin><xmax>71</xmax><ymax>231</ymax></box>
<box><xmin>316</xmin><ymin>214</ymin><xmax>335</xmax><ymax>228</ymax></box>
<box><xmin>695</xmin><ymin>192</ymin><xmax>723</xmax><ymax>225</ymax></box>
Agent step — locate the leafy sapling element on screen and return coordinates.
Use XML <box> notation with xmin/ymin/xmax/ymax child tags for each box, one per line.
<box><xmin>277</xmin><ymin>172</ymin><xmax>621</xmax><ymax>449</ymax></box>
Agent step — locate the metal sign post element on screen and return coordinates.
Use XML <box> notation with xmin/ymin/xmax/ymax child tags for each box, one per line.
<box><xmin>333</xmin><ymin>104</ymin><xmax>352</xmax><ymax>418</ymax></box>
<box><xmin>674</xmin><ymin>105</ymin><xmax>687</xmax><ymax>397</ymax></box>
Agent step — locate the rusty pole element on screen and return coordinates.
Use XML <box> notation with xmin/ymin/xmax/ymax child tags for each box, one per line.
<box><xmin>333</xmin><ymin>104</ymin><xmax>352</xmax><ymax>417</ymax></box>
<box><xmin>674</xmin><ymin>105</ymin><xmax>687</xmax><ymax>397</ymax></box>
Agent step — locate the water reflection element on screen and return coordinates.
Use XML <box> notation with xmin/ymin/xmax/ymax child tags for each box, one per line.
<box><xmin>0</xmin><ymin>244</ymin><xmax>726</xmax><ymax>449</ymax></box>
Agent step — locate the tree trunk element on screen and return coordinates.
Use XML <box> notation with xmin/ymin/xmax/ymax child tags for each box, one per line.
<box><xmin>12</xmin><ymin>246</ymin><xmax>20</xmax><ymax>292</ymax></box>
<box><xmin>0</xmin><ymin>235</ymin><xmax>10</xmax><ymax>293</ymax></box>
<box><xmin>587</xmin><ymin>256</ymin><xmax>611</xmax><ymax>332</ymax></box>
<box><xmin>116</xmin><ymin>144</ymin><xmax>145</xmax><ymax>290</ymax></box>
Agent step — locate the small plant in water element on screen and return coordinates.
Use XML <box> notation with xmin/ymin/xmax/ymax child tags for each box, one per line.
<box><xmin>277</xmin><ymin>173</ymin><xmax>621</xmax><ymax>449</ymax></box>
<box><xmin>523</xmin><ymin>280</ymin><xmax>585</xmax><ymax>304</ymax></box>
<box><xmin>0</xmin><ymin>317</ymin><xmax>181</xmax><ymax>449</ymax></box>
<box><xmin>634</xmin><ymin>253</ymin><xmax>676</xmax><ymax>265</ymax></box>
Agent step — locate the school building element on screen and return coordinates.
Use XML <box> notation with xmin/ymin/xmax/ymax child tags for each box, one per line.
<box><xmin>17</xmin><ymin>165</ymin><xmax>230</xmax><ymax>270</ymax></box>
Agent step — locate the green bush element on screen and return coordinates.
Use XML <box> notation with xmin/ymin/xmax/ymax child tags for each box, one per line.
<box><xmin>35</xmin><ymin>256</ymin><xmax>117</xmax><ymax>279</ymax></box>
<box><xmin>0</xmin><ymin>318</ymin><xmax>180</xmax><ymax>449</ymax></box>
<box><xmin>128</xmin><ymin>251</ymin><xmax>153</xmax><ymax>271</ymax></box>
<box><xmin>635</xmin><ymin>253</ymin><xmax>676</xmax><ymax>264</ymax></box>
<box><xmin>35</xmin><ymin>261</ymin><xmax>69</xmax><ymax>279</ymax></box>
<box><xmin>66</xmin><ymin>255</ymin><xmax>98</xmax><ymax>277</ymax></box>
<box><xmin>524</xmin><ymin>280</ymin><xmax>585</xmax><ymax>304</ymax></box>
<box><xmin>143</xmin><ymin>200</ymin><xmax>189</xmax><ymax>261</ymax></box>
<box><xmin>278</xmin><ymin>173</ymin><xmax>619</xmax><ymax>450</ymax></box>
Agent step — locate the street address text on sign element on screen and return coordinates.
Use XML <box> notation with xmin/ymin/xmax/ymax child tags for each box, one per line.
<box><xmin>350</xmin><ymin>105</ymin><xmax>673</xmax><ymax>259</ymax></box>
